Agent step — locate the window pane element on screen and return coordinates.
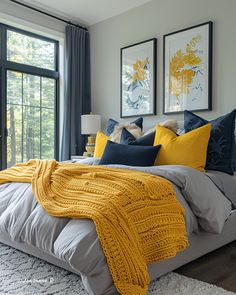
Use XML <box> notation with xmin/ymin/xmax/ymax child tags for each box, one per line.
<box><xmin>23</xmin><ymin>74</ymin><xmax>40</xmax><ymax>107</ymax></box>
<box><xmin>42</xmin><ymin>77</ymin><xmax>55</xmax><ymax>108</ymax></box>
<box><xmin>23</xmin><ymin>106</ymin><xmax>40</xmax><ymax>161</ymax></box>
<box><xmin>7</xmin><ymin>105</ymin><xmax>23</xmax><ymax>167</ymax></box>
<box><xmin>41</xmin><ymin>109</ymin><xmax>55</xmax><ymax>159</ymax></box>
<box><xmin>7</xmin><ymin>71</ymin><xmax>22</xmax><ymax>105</ymax></box>
<box><xmin>6</xmin><ymin>70</ymin><xmax>56</xmax><ymax>167</ymax></box>
<box><xmin>7</xmin><ymin>30</ymin><xmax>55</xmax><ymax>70</ymax></box>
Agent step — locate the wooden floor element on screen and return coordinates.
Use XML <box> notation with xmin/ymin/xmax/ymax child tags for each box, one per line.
<box><xmin>176</xmin><ymin>240</ymin><xmax>236</xmax><ymax>292</ymax></box>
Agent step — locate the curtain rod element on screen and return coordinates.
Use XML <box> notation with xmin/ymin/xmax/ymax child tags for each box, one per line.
<box><xmin>9</xmin><ymin>0</ymin><xmax>88</xmax><ymax>31</ymax></box>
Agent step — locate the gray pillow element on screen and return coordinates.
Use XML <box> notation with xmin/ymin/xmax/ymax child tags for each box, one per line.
<box><xmin>206</xmin><ymin>170</ymin><xmax>236</xmax><ymax>208</ymax></box>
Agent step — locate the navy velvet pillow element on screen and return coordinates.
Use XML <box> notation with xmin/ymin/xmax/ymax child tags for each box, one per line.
<box><xmin>120</xmin><ymin>128</ymin><xmax>155</xmax><ymax>146</ymax></box>
<box><xmin>106</xmin><ymin>117</ymin><xmax>143</xmax><ymax>136</ymax></box>
<box><xmin>184</xmin><ymin>110</ymin><xmax>236</xmax><ymax>174</ymax></box>
<box><xmin>233</xmin><ymin>128</ymin><xmax>236</xmax><ymax>171</ymax></box>
<box><xmin>99</xmin><ymin>140</ymin><xmax>161</xmax><ymax>166</ymax></box>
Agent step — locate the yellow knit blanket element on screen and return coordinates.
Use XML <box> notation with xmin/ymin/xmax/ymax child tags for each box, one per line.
<box><xmin>0</xmin><ymin>160</ymin><xmax>188</xmax><ymax>295</ymax></box>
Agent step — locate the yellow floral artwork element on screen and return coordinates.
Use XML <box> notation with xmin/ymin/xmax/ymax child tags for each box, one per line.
<box><xmin>132</xmin><ymin>57</ymin><xmax>149</xmax><ymax>82</ymax></box>
<box><xmin>121</xmin><ymin>38</ymin><xmax>156</xmax><ymax>117</ymax></box>
<box><xmin>169</xmin><ymin>35</ymin><xmax>202</xmax><ymax>104</ymax></box>
<box><xmin>124</xmin><ymin>57</ymin><xmax>150</xmax><ymax>110</ymax></box>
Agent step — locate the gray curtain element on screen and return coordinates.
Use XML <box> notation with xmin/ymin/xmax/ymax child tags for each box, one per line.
<box><xmin>61</xmin><ymin>25</ymin><xmax>91</xmax><ymax>160</ymax></box>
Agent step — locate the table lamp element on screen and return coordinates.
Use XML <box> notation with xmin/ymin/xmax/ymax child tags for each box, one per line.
<box><xmin>81</xmin><ymin>113</ymin><xmax>101</xmax><ymax>156</ymax></box>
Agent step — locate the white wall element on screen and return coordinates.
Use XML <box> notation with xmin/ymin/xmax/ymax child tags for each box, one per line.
<box><xmin>90</xmin><ymin>0</ymin><xmax>236</xmax><ymax>130</ymax></box>
<box><xmin>0</xmin><ymin>0</ymin><xmax>65</xmax><ymax>34</ymax></box>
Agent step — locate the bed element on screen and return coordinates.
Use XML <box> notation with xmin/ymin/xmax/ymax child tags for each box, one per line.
<box><xmin>0</xmin><ymin>158</ymin><xmax>235</xmax><ymax>295</ymax></box>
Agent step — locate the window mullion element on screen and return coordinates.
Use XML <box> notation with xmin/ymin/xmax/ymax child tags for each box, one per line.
<box><xmin>40</xmin><ymin>77</ymin><xmax>42</xmax><ymax>159</ymax></box>
<box><xmin>6</xmin><ymin>61</ymin><xmax>59</xmax><ymax>79</ymax></box>
<box><xmin>0</xmin><ymin>25</ymin><xmax>7</xmax><ymax>170</ymax></box>
<box><xmin>21</xmin><ymin>73</ymin><xmax>24</xmax><ymax>163</ymax></box>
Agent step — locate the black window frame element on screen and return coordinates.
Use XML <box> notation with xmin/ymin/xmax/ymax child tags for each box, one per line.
<box><xmin>0</xmin><ymin>23</ymin><xmax>59</xmax><ymax>170</ymax></box>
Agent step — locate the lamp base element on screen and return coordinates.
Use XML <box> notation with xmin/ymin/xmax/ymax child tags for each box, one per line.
<box><xmin>83</xmin><ymin>151</ymin><xmax>93</xmax><ymax>157</ymax></box>
<box><xmin>85</xmin><ymin>135</ymin><xmax>95</xmax><ymax>156</ymax></box>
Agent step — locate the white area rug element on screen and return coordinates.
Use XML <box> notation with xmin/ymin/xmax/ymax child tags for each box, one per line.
<box><xmin>0</xmin><ymin>242</ymin><xmax>235</xmax><ymax>295</ymax></box>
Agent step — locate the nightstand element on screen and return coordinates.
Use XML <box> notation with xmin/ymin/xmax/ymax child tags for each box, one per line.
<box><xmin>71</xmin><ymin>155</ymin><xmax>89</xmax><ymax>161</ymax></box>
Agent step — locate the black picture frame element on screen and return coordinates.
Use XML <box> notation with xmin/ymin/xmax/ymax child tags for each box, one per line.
<box><xmin>163</xmin><ymin>21</ymin><xmax>213</xmax><ymax>114</ymax></box>
<box><xmin>120</xmin><ymin>38</ymin><xmax>157</xmax><ymax>118</ymax></box>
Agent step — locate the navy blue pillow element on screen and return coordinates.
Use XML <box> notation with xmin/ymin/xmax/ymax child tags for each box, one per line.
<box><xmin>184</xmin><ymin>110</ymin><xmax>236</xmax><ymax>174</ymax></box>
<box><xmin>99</xmin><ymin>140</ymin><xmax>161</xmax><ymax>166</ymax></box>
<box><xmin>120</xmin><ymin>128</ymin><xmax>155</xmax><ymax>146</ymax></box>
<box><xmin>233</xmin><ymin>129</ymin><xmax>236</xmax><ymax>171</ymax></box>
<box><xmin>106</xmin><ymin>117</ymin><xmax>143</xmax><ymax>136</ymax></box>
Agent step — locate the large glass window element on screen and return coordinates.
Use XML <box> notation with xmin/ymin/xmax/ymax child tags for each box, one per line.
<box><xmin>0</xmin><ymin>25</ymin><xmax>59</xmax><ymax>169</ymax></box>
<box><xmin>7</xmin><ymin>30</ymin><xmax>55</xmax><ymax>70</ymax></box>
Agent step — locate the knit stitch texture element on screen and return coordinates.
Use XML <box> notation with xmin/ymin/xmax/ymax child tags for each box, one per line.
<box><xmin>0</xmin><ymin>159</ymin><xmax>188</xmax><ymax>295</ymax></box>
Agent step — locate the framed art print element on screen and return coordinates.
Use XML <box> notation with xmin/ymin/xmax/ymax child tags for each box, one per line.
<box><xmin>120</xmin><ymin>38</ymin><xmax>157</xmax><ymax>118</ymax></box>
<box><xmin>163</xmin><ymin>21</ymin><xmax>213</xmax><ymax>114</ymax></box>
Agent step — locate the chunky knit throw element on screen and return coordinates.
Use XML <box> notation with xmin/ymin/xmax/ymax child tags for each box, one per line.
<box><xmin>0</xmin><ymin>160</ymin><xmax>188</xmax><ymax>295</ymax></box>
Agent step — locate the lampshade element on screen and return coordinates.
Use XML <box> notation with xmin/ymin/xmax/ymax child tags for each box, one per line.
<box><xmin>81</xmin><ymin>114</ymin><xmax>101</xmax><ymax>135</ymax></box>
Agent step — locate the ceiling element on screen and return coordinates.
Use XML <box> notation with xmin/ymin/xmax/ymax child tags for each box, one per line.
<box><xmin>23</xmin><ymin>0</ymin><xmax>153</xmax><ymax>26</ymax></box>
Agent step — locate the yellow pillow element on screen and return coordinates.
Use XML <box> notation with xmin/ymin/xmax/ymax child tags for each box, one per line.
<box><xmin>94</xmin><ymin>131</ymin><xmax>110</xmax><ymax>158</ymax></box>
<box><xmin>153</xmin><ymin>124</ymin><xmax>211</xmax><ymax>171</ymax></box>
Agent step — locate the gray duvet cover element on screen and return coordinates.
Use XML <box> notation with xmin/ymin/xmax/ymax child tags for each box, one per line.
<box><xmin>0</xmin><ymin>162</ymin><xmax>234</xmax><ymax>294</ymax></box>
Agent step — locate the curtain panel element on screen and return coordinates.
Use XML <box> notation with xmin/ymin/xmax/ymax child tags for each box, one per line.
<box><xmin>61</xmin><ymin>25</ymin><xmax>91</xmax><ymax>160</ymax></box>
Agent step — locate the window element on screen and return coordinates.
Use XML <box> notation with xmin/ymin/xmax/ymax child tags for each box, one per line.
<box><xmin>0</xmin><ymin>24</ymin><xmax>59</xmax><ymax>169</ymax></box>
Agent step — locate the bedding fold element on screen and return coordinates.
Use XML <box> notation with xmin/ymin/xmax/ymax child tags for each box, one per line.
<box><xmin>0</xmin><ymin>159</ymin><xmax>188</xmax><ymax>295</ymax></box>
<box><xmin>102</xmin><ymin>164</ymin><xmax>233</xmax><ymax>234</ymax></box>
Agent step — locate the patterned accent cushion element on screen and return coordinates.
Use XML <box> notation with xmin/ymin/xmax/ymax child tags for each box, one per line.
<box><xmin>105</xmin><ymin>117</ymin><xmax>143</xmax><ymax>136</ymax></box>
<box><xmin>184</xmin><ymin>110</ymin><xmax>236</xmax><ymax>175</ymax></box>
<box><xmin>105</xmin><ymin>118</ymin><xmax>118</xmax><ymax>136</ymax></box>
<box><xmin>109</xmin><ymin>123</ymin><xmax>143</xmax><ymax>144</ymax></box>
